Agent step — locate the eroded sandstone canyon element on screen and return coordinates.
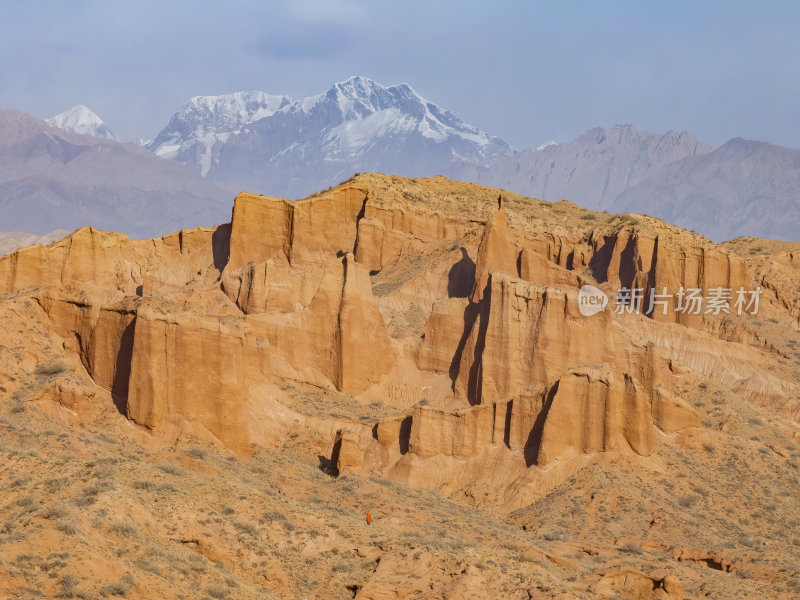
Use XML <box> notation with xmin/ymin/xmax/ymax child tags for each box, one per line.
<box><xmin>2</xmin><ymin>174</ymin><xmax>800</xmax><ymax>599</ymax></box>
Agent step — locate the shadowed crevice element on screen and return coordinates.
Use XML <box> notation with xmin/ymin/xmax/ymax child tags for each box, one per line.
<box><xmin>447</xmin><ymin>247</ymin><xmax>476</xmax><ymax>298</ymax></box>
<box><xmin>523</xmin><ymin>381</ymin><xmax>559</xmax><ymax>467</ymax></box>
<box><xmin>643</xmin><ymin>237</ymin><xmax>659</xmax><ymax>317</ymax></box>
<box><xmin>588</xmin><ymin>235</ymin><xmax>616</xmax><ymax>283</ymax></box>
<box><xmin>398</xmin><ymin>415</ymin><xmax>412</xmax><ymax>455</ymax></box>
<box><xmin>448</xmin><ymin>301</ymin><xmax>481</xmax><ymax>390</ymax></box>
<box><xmin>351</xmin><ymin>193</ymin><xmax>369</xmax><ymax>257</ymax></box>
<box><xmin>212</xmin><ymin>223</ymin><xmax>232</xmax><ymax>273</ymax></box>
<box><xmin>319</xmin><ymin>434</ymin><xmax>342</xmax><ymax>477</ymax></box>
<box><xmin>618</xmin><ymin>234</ymin><xmax>638</xmax><ymax>290</ymax></box>
<box><xmin>466</xmin><ymin>283</ymin><xmax>491</xmax><ymax>405</ymax></box>
<box><xmin>111</xmin><ymin>317</ymin><xmax>136</xmax><ymax>418</ymax></box>
<box><xmin>503</xmin><ymin>399</ymin><xmax>513</xmax><ymax>448</ymax></box>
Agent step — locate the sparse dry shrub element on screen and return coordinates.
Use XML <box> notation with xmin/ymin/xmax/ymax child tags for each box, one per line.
<box><xmin>187</xmin><ymin>447</ymin><xmax>208</xmax><ymax>459</ymax></box>
<box><xmin>206</xmin><ymin>585</ymin><xmax>229</xmax><ymax>599</ymax></box>
<box><xmin>156</xmin><ymin>462</ymin><xmax>186</xmax><ymax>476</ymax></box>
<box><xmin>56</xmin><ymin>519</ymin><xmax>78</xmax><ymax>535</ymax></box>
<box><xmin>109</xmin><ymin>521</ymin><xmax>137</xmax><ymax>538</ymax></box>
<box><xmin>57</xmin><ymin>574</ymin><xmax>79</xmax><ymax>598</ymax></box>
<box><xmin>101</xmin><ymin>574</ymin><xmax>134</xmax><ymax>597</ymax></box>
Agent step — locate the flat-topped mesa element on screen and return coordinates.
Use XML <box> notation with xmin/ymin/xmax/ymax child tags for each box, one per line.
<box><xmin>448</xmin><ymin>197</ymin><xmax>754</xmax><ymax>339</ymax></box>
<box><xmin>536</xmin><ymin>366</ymin><xmax>656</xmax><ymax>463</ymax></box>
<box><xmin>0</xmin><ymin>227</ymin><xmax>137</xmax><ymax>296</ymax></box>
<box><xmin>222</xmin><ymin>185</ymin><xmax>478</xmax><ymax>313</ymax></box>
<box><xmin>222</xmin><ymin>189</ymin><xmax>363</xmax><ymax>313</ymax></box>
<box><xmin>466</xmin><ymin>196</ymin><xmax>584</xmax><ymax>301</ymax></box>
<box><xmin>342</xmin><ymin>362</ymin><xmax>702</xmax><ymax>488</ymax></box>
<box><xmin>225</xmin><ymin>187</ymin><xmax>366</xmax><ymax>270</ymax></box>
<box><xmin>3</xmin><ymin>173</ymin><xmax>796</xmax><ymax>481</ymax></box>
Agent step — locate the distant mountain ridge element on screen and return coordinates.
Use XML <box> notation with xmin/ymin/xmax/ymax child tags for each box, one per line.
<box><xmin>482</xmin><ymin>127</ymin><xmax>800</xmax><ymax>240</ymax></box>
<box><xmin>149</xmin><ymin>91</ymin><xmax>296</xmax><ymax>174</ymax></box>
<box><xmin>0</xmin><ymin>108</ymin><xmax>234</xmax><ymax>239</ymax></box>
<box><xmin>0</xmin><ymin>229</ymin><xmax>69</xmax><ymax>256</ymax></box>
<box><xmin>612</xmin><ymin>137</ymin><xmax>800</xmax><ymax>241</ymax></box>
<box><xmin>479</xmin><ymin>125</ymin><xmax>714</xmax><ymax>210</ymax></box>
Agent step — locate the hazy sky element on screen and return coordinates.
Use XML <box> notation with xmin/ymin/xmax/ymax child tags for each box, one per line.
<box><xmin>1</xmin><ymin>0</ymin><xmax>798</xmax><ymax>148</ymax></box>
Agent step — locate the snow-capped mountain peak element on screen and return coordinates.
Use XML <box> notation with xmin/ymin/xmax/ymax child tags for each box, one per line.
<box><xmin>148</xmin><ymin>77</ymin><xmax>514</xmax><ymax>191</ymax></box>
<box><xmin>299</xmin><ymin>76</ymin><xmax>500</xmax><ymax>147</ymax></box>
<box><xmin>46</xmin><ymin>105</ymin><xmax>117</xmax><ymax>140</ymax></box>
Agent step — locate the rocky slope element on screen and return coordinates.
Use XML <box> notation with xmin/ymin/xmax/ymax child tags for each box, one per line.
<box><xmin>1</xmin><ymin>174</ymin><xmax>799</xmax><ymax>599</ymax></box>
<box><xmin>0</xmin><ymin>108</ymin><xmax>235</xmax><ymax>239</ymax></box>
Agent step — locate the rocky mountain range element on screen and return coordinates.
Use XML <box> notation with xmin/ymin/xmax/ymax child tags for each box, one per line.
<box><xmin>482</xmin><ymin>127</ymin><xmax>800</xmax><ymax>241</ymax></box>
<box><xmin>143</xmin><ymin>77</ymin><xmax>799</xmax><ymax>242</ymax></box>
<box><xmin>2</xmin><ymin>76</ymin><xmax>798</xmax><ymax>247</ymax></box>
<box><xmin>612</xmin><ymin>137</ymin><xmax>800</xmax><ymax>241</ymax></box>
<box><xmin>0</xmin><ymin>229</ymin><xmax>68</xmax><ymax>256</ymax></box>
<box><xmin>1</xmin><ymin>174</ymin><xmax>799</xmax><ymax>598</ymax></box>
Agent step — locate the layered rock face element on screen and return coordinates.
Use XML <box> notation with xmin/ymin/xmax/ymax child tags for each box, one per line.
<box><xmin>125</xmin><ymin>300</ymin><xmax>258</xmax><ymax>456</ymax></box>
<box><xmin>1</xmin><ymin>173</ymin><xmax>796</xmax><ymax>506</ymax></box>
<box><xmin>0</xmin><ymin>188</ymin><xmax>400</xmax><ymax>452</ymax></box>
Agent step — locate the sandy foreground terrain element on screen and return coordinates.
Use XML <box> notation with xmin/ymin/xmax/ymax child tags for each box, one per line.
<box><xmin>0</xmin><ymin>174</ymin><xmax>799</xmax><ymax>599</ymax></box>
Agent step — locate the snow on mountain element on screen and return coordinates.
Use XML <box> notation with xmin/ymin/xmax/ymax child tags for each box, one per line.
<box><xmin>149</xmin><ymin>91</ymin><xmax>295</xmax><ymax>174</ymax></box>
<box><xmin>314</xmin><ymin>76</ymin><xmax>503</xmax><ymax>150</ymax></box>
<box><xmin>148</xmin><ymin>76</ymin><xmax>513</xmax><ymax>194</ymax></box>
<box><xmin>535</xmin><ymin>140</ymin><xmax>557</xmax><ymax>151</ymax></box>
<box><xmin>46</xmin><ymin>105</ymin><xmax>117</xmax><ymax>140</ymax></box>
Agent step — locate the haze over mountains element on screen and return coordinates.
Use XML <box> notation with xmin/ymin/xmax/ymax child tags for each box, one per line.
<box><xmin>612</xmin><ymin>138</ymin><xmax>800</xmax><ymax>242</ymax></box>
<box><xmin>1</xmin><ymin>76</ymin><xmax>799</xmax><ymax>245</ymax></box>
<box><xmin>481</xmin><ymin>126</ymin><xmax>800</xmax><ymax>241</ymax></box>
<box><xmin>0</xmin><ymin>108</ymin><xmax>235</xmax><ymax>240</ymax></box>
<box><xmin>481</xmin><ymin>125</ymin><xmax>714</xmax><ymax>210</ymax></box>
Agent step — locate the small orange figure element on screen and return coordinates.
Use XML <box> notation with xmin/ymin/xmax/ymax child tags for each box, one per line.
<box><xmin>366</xmin><ymin>512</ymin><xmax>372</xmax><ymax>526</ymax></box>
